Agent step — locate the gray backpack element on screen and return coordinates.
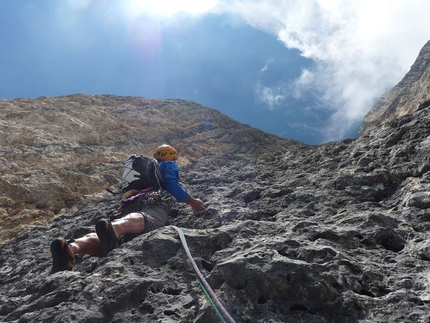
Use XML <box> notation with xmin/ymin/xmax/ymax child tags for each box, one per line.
<box><xmin>121</xmin><ymin>155</ymin><xmax>163</xmax><ymax>193</ymax></box>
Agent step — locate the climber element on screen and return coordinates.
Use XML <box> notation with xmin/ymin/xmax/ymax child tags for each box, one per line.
<box><xmin>50</xmin><ymin>144</ymin><xmax>205</xmax><ymax>273</ymax></box>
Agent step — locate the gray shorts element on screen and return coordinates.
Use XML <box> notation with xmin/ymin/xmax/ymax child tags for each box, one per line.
<box><xmin>141</xmin><ymin>203</ymin><xmax>170</xmax><ymax>233</ymax></box>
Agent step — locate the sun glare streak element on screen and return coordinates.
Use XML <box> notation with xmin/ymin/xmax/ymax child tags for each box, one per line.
<box><xmin>123</xmin><ymin>0</ymin><xmax>219</xmax><ymax>18</ymax></box>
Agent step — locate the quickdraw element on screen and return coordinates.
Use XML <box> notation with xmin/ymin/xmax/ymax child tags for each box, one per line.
<box><xmin>145</xmin><ymin>190</ymin><xmax>173</xmax><ymax>205</ymax></box>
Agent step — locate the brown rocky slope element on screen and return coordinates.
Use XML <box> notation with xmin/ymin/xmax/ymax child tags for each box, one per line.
<box><xmin>0</xmin><ymin>95</ymin><xmax>299</xmax><ymax>245</ymax></box>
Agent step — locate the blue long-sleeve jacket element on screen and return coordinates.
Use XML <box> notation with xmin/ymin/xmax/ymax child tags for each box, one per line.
<box><xmin>158</xmin><ymin>161</ymin><xmax>189</xmax><ymax>202</ymax></box>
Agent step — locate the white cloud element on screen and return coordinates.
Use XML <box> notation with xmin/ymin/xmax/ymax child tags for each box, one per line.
<box><xmin>260</xmin><ymin>58</ymin><xmax>274</xmax><ymax>73</ymax></box>
<box><xmin>216</xmin><ymin>0</ymin><xmax>430</xmax><ymax>141</ymax></box>
<box><xmin>255</xmin><ymin>81</ymin><xmax>287</xmax><ymax>110</ymax></box>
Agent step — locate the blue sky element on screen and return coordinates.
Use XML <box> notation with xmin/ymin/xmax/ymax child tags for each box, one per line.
<box><xmin>1</xmin><ymin>1</ymin><xmax>430</xmax><ymax>145</ymax></box>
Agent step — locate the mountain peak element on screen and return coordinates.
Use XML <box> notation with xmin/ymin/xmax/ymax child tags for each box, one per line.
<box><xmin>359</xmin><ymin>39</ymin><xmax>430</xmax><ymax>136</ymax></box>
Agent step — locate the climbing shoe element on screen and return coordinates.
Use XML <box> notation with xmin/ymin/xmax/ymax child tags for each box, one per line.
<box><xmin>96</xmin><ymin>219</ymin><xmax>121</xmax><ymax>257</ymax></box>
<box><xmin>50</xmin><ymin>238</ymin><xmax>76</xmax><ymax>274</ymax></box>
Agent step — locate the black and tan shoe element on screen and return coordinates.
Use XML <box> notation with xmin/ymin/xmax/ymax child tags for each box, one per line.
<box><xmin>50</xmin><ymin>239</ymin><xmax>76</xmax><ymax>273</ymax></box>
<box><xmin>96</xmin><ymin>219</ymin><xmax>121</xmax><ymax>257</ymax></box>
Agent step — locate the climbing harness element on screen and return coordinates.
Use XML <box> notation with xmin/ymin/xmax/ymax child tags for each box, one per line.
<box><xmin>122</xmin><ymin>189</ymin><xmax>172</xmax><ymax>206</ymax></box>
<box><xmin>170</xmin><ymin>226</ymin><xmax>236</xmax><ymax>323</ymax></box>
<box><xmin>111</xmin><ymin>189</ymin><xmax>174</xmax><ymax>221</ymax></box>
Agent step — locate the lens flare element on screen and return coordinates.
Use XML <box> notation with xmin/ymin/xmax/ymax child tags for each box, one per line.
<box><xmin>123</xmin><ymin>0</ymin><xmax>218</xmax><ymax>18</ymax></box>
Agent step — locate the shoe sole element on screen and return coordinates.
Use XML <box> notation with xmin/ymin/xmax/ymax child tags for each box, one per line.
<box><xmin>50</xmin><ymin>239</ymin><xmax>75</xmax><ymax>273</ymax></box>
<box><xmin>96</xmin><ymin>220</ymin><xmax>118</xmax><ymax>257</ymax></box>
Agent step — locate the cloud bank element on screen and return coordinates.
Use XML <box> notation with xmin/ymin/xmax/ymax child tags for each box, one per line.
<box><xmin>22</xmin><ymin>1</ymin><xmax>430</xmax><ymax>142</ymax></box>
<box><xmin>218</xmin><ymin>0</ymin><xmax>430</xmax><ymax>141</ymax></box>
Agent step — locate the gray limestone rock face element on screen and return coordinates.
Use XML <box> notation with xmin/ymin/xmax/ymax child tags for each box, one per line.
<box><xmin>0</xmin><ymin>98</ymin><xmax>429</xmax><ymax>322</ymax></box>
<box><xmin>3</xmin><ymin>44</ymin><xmax>430</xmax><ymax>321</ymax></box>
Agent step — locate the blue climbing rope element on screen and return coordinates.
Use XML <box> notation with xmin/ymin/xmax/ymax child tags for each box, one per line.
<box><xmin>170</xmin><ymin>226</ymin><xmax>236</xmax><ymax>323</ymax></box>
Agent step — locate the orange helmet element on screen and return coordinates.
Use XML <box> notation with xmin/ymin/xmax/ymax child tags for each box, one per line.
<box><xmin>154</xmin><ymin>144</ymin><xmax>178</xmax><ymax>161</ymax></box>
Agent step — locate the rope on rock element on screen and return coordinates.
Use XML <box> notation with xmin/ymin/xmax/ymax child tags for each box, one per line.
<box><xmin>170</xmin><ymin>225</ymin><xmax>236</xmax><ymax>323</ymax></box>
